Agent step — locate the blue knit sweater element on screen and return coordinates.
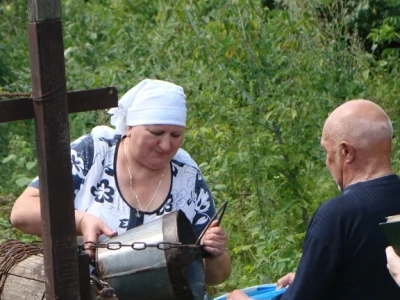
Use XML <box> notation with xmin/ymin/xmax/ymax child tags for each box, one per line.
<box><xmin>273</xmin><ymin>174</ymin><xmax>400</xmax><ymax>300</ymax></box>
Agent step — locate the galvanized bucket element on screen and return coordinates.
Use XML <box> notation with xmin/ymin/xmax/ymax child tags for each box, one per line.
<box><xmin>96</xmin><ymin>210</ymin><xmax>205</xmax><ymax>300</ymax></box>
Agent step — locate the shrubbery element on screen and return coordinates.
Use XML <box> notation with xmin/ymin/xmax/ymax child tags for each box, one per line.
<box><xmin>1</xmin><ymin>0</ymin><xmax>399</xmax><ymax>295</ymax></box>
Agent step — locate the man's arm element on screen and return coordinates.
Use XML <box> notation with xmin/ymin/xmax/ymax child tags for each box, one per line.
<box><xmin>275</xmin><ymin>232</ymin><xmax>340</xmax><ymax>300</ymax></box>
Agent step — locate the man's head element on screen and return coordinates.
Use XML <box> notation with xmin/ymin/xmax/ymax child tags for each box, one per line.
<box><xmin>320</xmin><ymin>99</ymin><xmax>393</xmax><ymax>191</ymax></box>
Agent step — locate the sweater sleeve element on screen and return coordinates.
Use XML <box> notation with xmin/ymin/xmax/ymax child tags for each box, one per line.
<box><xmin>274</xmin><ymin>206</ymin><xmax>342</xmax><ymax>300</ymax></box>
<box><xmin>276</xmin><ymin>235</ymin><xmax>340</xmax><ymax>300</ymax></box>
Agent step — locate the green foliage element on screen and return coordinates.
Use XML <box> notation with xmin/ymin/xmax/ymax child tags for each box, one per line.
<box><xmin>0</xmin><ymin>0</ymin><xmax>31</xmax><ymax>92</ymax></box>
<box><xmin>315</xmin><ymin>0</ymin><xmax>400</xmax><ymax>55</ymax></box>
<box><xmin>1</xmin><ymin>0</ymin><xmax>400</xmax><ymax>295</ymax></box>
<box><xmin>0</xmin><ymin>120</ymin><xmax>37</xmax><ymax>195</ymax></box>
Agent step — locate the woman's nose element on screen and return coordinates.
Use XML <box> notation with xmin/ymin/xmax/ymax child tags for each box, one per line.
<box><xmin>158</xmin><ymin>136</ymin><xmax>172</xmax><ymax>151</ymax></box>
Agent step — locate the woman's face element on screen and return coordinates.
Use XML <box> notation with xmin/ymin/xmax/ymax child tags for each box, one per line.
<box><xmin>126</xmin><ymin>125</ymin><xmax>185</xmax><ymax>170</ymax></box>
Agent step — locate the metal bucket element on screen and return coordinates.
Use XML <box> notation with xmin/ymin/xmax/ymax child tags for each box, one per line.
<box><xmin>96</xmin><ymin>210</ymin><xmax>205</xmax><ymax>300</ymax></box>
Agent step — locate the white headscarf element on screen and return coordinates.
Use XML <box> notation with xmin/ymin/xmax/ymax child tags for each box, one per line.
<box><xmin>99</xmin><ymin>79</ymin><xmax>198</xmax><ymax>169</ymax></box>
<box><xmin>108</xmin><ymin>79</ymin><xmax>187</xmax><ymax>135</ymax></box>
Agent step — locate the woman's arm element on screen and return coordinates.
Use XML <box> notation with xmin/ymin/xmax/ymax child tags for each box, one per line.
<box><xmin>10</xmin><ymin>186</ymin><xmax>117</xmax><ymax>258</ymax></box>
<box><xmin>201</xmin><ymin>220</ymin><xmax>232</xmax><ymax>285</ymax></box>
<box><xmin>10</xmin><ymin>134</ymin><xmax>92</xmax><ymax>235</ymax></box>
<box><xmin>10</xmin><ymin>186</ymin><xmax>43</xmax><ymax>236</ymax></box>
<box><xmin>204</xmin><ymin>250</ymin><xmax>231</xmax><ymax>285</ymax></box>
<box><xmin>11</xmin><ymin>186</ymin><xmax>87</xmax><ymax>236</ymax></box>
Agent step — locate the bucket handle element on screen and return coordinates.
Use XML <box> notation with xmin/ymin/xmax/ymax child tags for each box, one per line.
<box><xmin>195</xmin><ymin>201</ymin><xmax>228</xmax><ymax>246</ymax></box>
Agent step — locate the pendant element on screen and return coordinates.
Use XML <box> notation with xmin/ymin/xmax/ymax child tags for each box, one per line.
<box><xmin>136</xmin><ymin>209</ymin><xmax>141</xmax><ymax>218</ymax></box>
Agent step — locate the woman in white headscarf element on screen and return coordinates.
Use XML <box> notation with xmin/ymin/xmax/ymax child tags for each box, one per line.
<box><xmin>11</xmin><ymin>79</ymin><xmax>231</xmax><ymax>286</ymax></box>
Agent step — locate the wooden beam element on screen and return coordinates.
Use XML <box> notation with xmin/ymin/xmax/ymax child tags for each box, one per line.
<box><xmin>27</xmin><ymin>0</ymin><xmax>80</xmax><ymax>298</ymax></box>
<box><xmin>0</xmin><ymin>87</ymin><xmax>117</xmax><ymax>123</ymax></box>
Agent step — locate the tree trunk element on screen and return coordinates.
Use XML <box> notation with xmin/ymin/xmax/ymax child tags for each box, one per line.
<box><xmin>1</xmin><ymin>254</ymin><xmax>46</xmax><ymax>299</ymax></box>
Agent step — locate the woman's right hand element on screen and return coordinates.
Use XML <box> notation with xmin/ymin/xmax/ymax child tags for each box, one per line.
<box><xmin>77</xmin><ymin>212</ymin><xmax>118</xmax><ymax>258</ymax></box>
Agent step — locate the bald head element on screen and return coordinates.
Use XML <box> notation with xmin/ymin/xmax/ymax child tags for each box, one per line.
<box><xmin>321</xmin><ymin>99</ymin><xmax>393</xmax><ymax>189</ymax></box>
<box><xmin>323</xmin><ymin>99</ymin><xmax>392</xmax><ymax>149</ymax></box>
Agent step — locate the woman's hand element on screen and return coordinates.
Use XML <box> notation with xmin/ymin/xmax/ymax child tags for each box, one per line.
<box><xmin>227</xmin><ymin>290</ymin><xmax>251</xmax><ymax>300</ymax></box>
<box><xmin>201</xmin><ymin>220</ymin><xmax>228</xmax><ymax>258</ymax></box>
<box><xmin>386</xmin><ymin>246</ymin><xmax>400</xmax><ymax>286</ymax></box>
<box><xmin>78</xmin><ymin>212</ymin><xmax>118</xmax><ymax>257</ymax></box>
<box><xmin>201</xmin><ymin>220</ymin><xmax>231</xmax><ymax>285</ymax></box>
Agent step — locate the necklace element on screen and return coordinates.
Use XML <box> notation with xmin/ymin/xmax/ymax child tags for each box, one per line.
<box><xmin>123</xmin><ymin>139</ymin><xmax>167</xmax><ymax>218</ymax></box>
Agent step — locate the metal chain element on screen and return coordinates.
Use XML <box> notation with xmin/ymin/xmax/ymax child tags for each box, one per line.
<box><xmin>90</xmin><ymin>274</ymin><xmax>118</xmax><ymax>300</ymax></box>
<box><xmin>78</xmin><ymin>202</ymin><xmax>228</xmax><ymax>252</ymax></box>
<box><xmin>80</xmin><ymin>241</ymin><xmax>200</xmax><ymax>251</ymax></box>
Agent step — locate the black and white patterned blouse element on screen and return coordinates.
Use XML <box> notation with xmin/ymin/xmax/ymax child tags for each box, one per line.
<box><xmin>30</xmin><ymin>131</ymin><xmax>216</xmax><ymax>240</ymax></box>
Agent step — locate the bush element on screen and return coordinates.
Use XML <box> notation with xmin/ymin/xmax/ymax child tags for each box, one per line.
<box><xmin>1</xmin><ymin>0</ymin><xmax>400</xmax><ymax>294</ymax></box>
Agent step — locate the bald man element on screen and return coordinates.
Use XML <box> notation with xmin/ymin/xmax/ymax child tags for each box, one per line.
<box><xmin>228</xmin><ymin>100</ymin><xmax>400</xmax><ymax>300</ymax></box>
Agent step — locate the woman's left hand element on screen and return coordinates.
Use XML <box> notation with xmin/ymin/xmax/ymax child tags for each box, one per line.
<box><xmin>201</xmin><ymin>220</ymin><xmax>227</xmax><ymax>258</ymax></box>
<box><xmin>227</xmin><ymin>290</ymin><xmax>251</xmax><ymax>300</ymax></box>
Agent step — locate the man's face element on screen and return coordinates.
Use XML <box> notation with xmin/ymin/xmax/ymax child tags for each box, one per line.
<box><xmin>321</xmin><ymin>134</ymin><xmax>343</xmax><ymax>191</ymax></box>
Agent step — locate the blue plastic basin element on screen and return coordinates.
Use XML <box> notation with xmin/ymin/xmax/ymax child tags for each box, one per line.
<box><xmin>214</xmin><ymin>284</ymin><xmax>286</xmax><ymax>300</ymax></box>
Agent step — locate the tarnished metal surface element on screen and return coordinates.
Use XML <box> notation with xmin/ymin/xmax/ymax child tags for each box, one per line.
<box><xmin>96</xmin><ymin>211</ymin><xmax>205</xmax><ymax>300</ymax></box>
<box><xmin>67</xmin><ymin>87</ymin><xmax>117</xmax><ymax>113</ymax></box>
<box><xmin>78</xmin><ymin>252</ymin><xmax>91</xmax><ymax>300</ymax></box>
<box><xmin>0</xmin><ymin>87</ymin><xmax>118</xmax><ymax>123</ymax></box>
<box><xmin>164</xmin><ymin>211</ymin><xmax>204</xmax><ymax>299</ymax></box>
<box><xmin>27</xmin><ymin>15</ymin><xmax>80</xmax><ymax>299</ymax></box>
<box><xmin>90</xmin><ymin>275</ymin><xmax>118</xmax><ymax>299</ymax></box>
<box><xmin>28</xmin><ymin>0</ymin><xmax>61</xmax><ymax>22</ymax></box>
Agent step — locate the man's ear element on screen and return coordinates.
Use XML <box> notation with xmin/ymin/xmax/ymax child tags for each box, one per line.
<box><xmin>339</xmin><ymin>141</ymin><xmax>355</xmax><ymax>163</ymax></box>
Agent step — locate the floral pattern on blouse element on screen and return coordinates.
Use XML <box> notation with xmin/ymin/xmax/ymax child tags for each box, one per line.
<box><xmin>30</xmin><ymin>133</ymin><xmax>216</xmax><ymax>239</ymax></box>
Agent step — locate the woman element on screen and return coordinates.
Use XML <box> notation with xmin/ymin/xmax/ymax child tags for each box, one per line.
<box><xmin>10</xmin><ymin>78</ymin><xmax>231</xmax><ymax>286</ymax></box>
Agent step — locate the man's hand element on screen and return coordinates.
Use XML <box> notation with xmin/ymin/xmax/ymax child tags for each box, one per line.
<box><xmin>386</xmin><ymin>246</ymin><xmax>400</xmax><ymax>286</ymax></box>
<box><xmin>201</xmin><ymin>220</ymin><xmax>228</xmax><ymax>258</ymax></box>
<box><xmin>79</xmin><ymin>213</ymin><xmax>118</xmax><ymax>257</ymax></box>
<box><xmin>227</xmin><ymin>290</ymin><xmax>251</xmax><ymax>300</ymax></box>
<box><xmin>276</xmin><ymin>272</ymin><xmax>296</xmax><ymax>289</ymax></box>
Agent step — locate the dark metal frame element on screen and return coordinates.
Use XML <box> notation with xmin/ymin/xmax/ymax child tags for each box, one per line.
<box><xmin>0</xmin><ymin>1</ymin><xmax>118</xmax><ymax>298</ymax></box>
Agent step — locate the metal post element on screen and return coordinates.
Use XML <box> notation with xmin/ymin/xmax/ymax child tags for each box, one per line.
<box><xmin>78</xmin><ymin>252</ymin><xmax>92</xmax><ymax>299</ymax></box>
<box><xmin>27</xmin><ymin>1</ymin><xmax>80</xmax><ymax>298</ymax></box>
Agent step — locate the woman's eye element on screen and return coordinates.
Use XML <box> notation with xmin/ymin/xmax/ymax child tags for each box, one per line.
<box><xmin>149</xmin><ymin>130</ymin><xmax>163</xmax><ymax>136</ymax></box>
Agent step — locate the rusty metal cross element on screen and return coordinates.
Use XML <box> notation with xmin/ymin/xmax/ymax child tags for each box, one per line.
<box><xmin>0</xmin><ymin>1</ymin><xmax>118</xmax><ymax>299</ymax></box>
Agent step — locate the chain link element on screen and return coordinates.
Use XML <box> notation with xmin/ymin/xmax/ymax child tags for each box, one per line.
<box><xmin>90</xmin><ymin>274</ymin><xmax>118</xmax><ymax>299</ymax></box>
<box><xmin>80</xmin><ymin>241</ymin><xmax>200</xmax><ymax>251</ymax></box>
